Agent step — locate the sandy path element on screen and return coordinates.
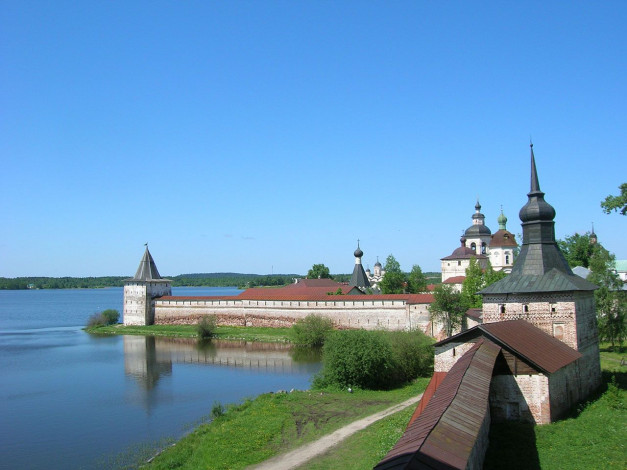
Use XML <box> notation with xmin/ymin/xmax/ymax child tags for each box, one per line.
<box><xmin>249</xmin><ymin>394</ymin><xmax>422</xmax><ymax>470</ymax></box>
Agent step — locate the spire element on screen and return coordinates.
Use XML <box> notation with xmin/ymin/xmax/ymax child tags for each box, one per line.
<box><xmin>590</xmin><ymin>223</ymin><xmax>598</xmax><ymax>245</ymax></box>
<box><xmin>511</xmin><ymin>144</ymin><xmax>571</xmax><ymax>276</ymax></box>
<box><xmin>479</xmin><ymin>144</ymin><xmax>597</xmax><ymax>294</ymax></box>
<box><xmin>349</xmin><ymin>240</ymin><xmax>370</xmax><ymax>289</ymax></box>
<box><xmin>133</xmin><ymin>246</ymin><xmax>163</xmax><ymax>281</ymax></box>
<box><xmin>529</xmin><ymin>142</ymin><xmax>541</xmax><ymax>194</ymax></box>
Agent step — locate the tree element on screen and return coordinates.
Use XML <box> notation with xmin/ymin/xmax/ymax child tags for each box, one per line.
<box><xmin>587</xmin><ymin>244</ymin><xmax>627</xmax><ymax>351</ymax></box>
<box><xmin>460</xmin><ymin>259</ymin><xmax>506</xmax><ymax>309</ymax></box>
<box><xmin>601</xmin><ymin>182</ymin><xmax>627</xmax><ymax>215</ymax></box>
<box><xmin>380</xmin><ymin>271</ymin><xmax>406</xmax><ymax>294</ymax></box>
<box><xmin>380</xmin><ymin>254</ymin><xmax>406</xmax><ymax>294</ymax></box>
<box><xmin>429</xmin><ymin>284</ymin><xmax>468</xmax><ymax>337</ymax></box>
<box><xmin>461</xmin><ymin>258</ymin><xmax>485</xmax><ymax>308</ymax></box>
<box><xmin>558</xmin><ymin>233</ymin><xmax>595</xmax><ymax>268</ymax></box>
<box><xmin>408</xmin><ymin>265</ymin><xmax>428</xmax><ymax>293</ymax></box>
<box><xmin>384</xmin><ymin>254</ymin><xmax>401</xmax><ymax>273</ymax></box>
<box><xmin>307</xmin><ymin>264</ymin><xmax>332</xmax><ymax>279</ymax></box>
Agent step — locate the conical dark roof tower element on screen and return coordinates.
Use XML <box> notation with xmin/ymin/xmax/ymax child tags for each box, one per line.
<box><xmin>481</xmin><ymin>145</ymin><xmax>596</xmax><ymax>293</ymax></box>
<box><xmin>132</xmin><ymin>246</ymin><xmax>164</xmax><ymax>281</ymax></box>
<box><xmin>349</xmin><ymin>240</ymin><xmax>371</xmax><ymax>290</ymax></box>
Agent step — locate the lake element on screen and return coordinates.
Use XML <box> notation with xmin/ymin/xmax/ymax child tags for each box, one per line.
<box><xmin>0</xmin><ymin>287</ymin><xmax>321</xmax><ymax>470</ymax></box>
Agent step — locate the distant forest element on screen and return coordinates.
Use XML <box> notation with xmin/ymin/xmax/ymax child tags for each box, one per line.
<box><xmin>0</xmin><ymin>273</ymin><xmax>300</xmax><ymax>290</ymax></box>
<box><xmin>0</xmin><ymin>272</ymin><xmax>440</xmax><ymax>290</ymax></box>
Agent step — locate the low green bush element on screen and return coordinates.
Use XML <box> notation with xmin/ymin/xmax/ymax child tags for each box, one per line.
<box><xmin>314</xmin><ymin>329</ymin><xmax>433</xmax><ymax>390</ymax></box>
<box><xmin>197</xmin><ymin>315</ymin><xmax>218</xmax><ymax>339</ymax></box>
<box><xmin>86</xmin><ymin>309</ymin><xmax>120</xmax><ymax>327</ymax></box>
<box><xmin>291</xmin><ymin>314</ymin><xmax>334</xmax><ymax>347</ymax></box>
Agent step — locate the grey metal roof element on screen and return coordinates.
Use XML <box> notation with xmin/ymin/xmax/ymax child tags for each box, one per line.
<box><xmin>349</xmin><ymin>263</ymin><xmax>371</xmax><ymax>288</ymax></box>
<box><xmin>130</xmin><ymin>247</ymin><xmax>168</xmax><ymax>281</ymax></box>
<box><xmin>479</xmin><ymin>145</ymin><xmax>596</xmax><ymax>295</ymax></box>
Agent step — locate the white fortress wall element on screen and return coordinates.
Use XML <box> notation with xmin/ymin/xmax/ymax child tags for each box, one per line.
<box><xmin>154</xmin><ymin>298</ymin><xmax>433</xmax><ymax>333</ymax></box>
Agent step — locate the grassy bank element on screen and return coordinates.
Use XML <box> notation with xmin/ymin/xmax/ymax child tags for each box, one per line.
<box><xmin>86</xmin><ymin>324</ymin><xmax>292</xmax><ymax>343</ymax></box>
<box><xmin>144</xmin><ymin>379</ymin><xmax>430</xmax><ymax>469</ymax></box>
<box><xmin>294</xmin><ymin>349</ymin><xmax>627</xmax><ymax>469</ymax></box>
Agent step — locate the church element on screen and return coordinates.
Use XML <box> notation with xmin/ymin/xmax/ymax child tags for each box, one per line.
<box><xmin>440</xmin><ymin>201</ymin><xmax>518</xmax><ymax>291</ymax></box>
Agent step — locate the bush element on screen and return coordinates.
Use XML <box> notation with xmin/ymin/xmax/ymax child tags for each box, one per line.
<box><xmin>197</xmin><ymin>315</ymin><xmax>218</xmax><ymax>339</ymax></box>
<box><xmin>291</xmin><ymin>314</ymin><xmax>334</xmax><ymax>347</ymax></box>
<box><xmin>314</xmin><ymin>329</ymin><xmax>433</xmax><ymax>390</ymax></box>
<box><xmin>86</xmin><ymin>309</ymin><xmax>120</xmax><ymax>327</ymax></box>
<box><xmin>101</xmin><ymin>309</ymin><xmax>120</xmax><ymax>324</ymax></box>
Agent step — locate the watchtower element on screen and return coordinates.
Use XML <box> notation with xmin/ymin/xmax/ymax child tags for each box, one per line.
<box><xmin>123</xmin><ymin>246</ymin><xmax>172</xmax><ymax>325</ymax></box>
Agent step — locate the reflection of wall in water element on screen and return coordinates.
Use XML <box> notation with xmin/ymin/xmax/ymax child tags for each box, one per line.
<box><xmin>124</xmin><ymin>336</ymin><xmax>317</xmax><ymax>390</ymax></box>
<box><xmin>123</xmin><ymin>335</ymin><xmax>172</xmax><ymax>390</ymax></box>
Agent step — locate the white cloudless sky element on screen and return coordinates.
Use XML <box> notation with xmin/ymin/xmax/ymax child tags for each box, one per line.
<box><xmin>1</xmin><ymin>1</ymin><xmax>625</xmax><ymax>277</ymax></box>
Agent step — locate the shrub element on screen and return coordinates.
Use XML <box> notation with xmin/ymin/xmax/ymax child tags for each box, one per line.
<box><xmin>101</xmin><ymin>309</ymin><xmax>120</xmax><ymax>324</ymax></box>
<box><xmin>291</xmin><ymin>314</ymin><xmax>334</xmax><ymax>347</ymax></box>
<box><xmin>86</xmin><ymin>309</ymin><xmax>120</xmax><ymax>327</ymax></box>
<box><xmin>211</xmin><ymin>401</ymin><xmax>225</xmax><ymax>419</ymax></box>
<box><xmin>314</xmin><ymin>329</ymin><xmax>434</xmax><ymax>390</ymax></box>
<box><xmin>197</xmin><ymin>315</ymin><xmax>218</xmax><ymax>339</ymax></box>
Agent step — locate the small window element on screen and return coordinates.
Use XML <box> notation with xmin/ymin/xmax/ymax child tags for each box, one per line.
<box><xmin>499</xmin><ymin>304</ymin><xmax>506</xmax><ymax>314</ymax></box>
<box><xmin>471</xmin><ymin>242</ymin><xmax>477</xmax><ymax>253</ymax></box>
<box><xmin>524</xmin><ymin>304</ymin><xmax>529</xmax><ymax>313</ymax></box>
<box><xmin>453</xmin><ymin>348</ymin><xmax>456</xmax><ymax>357</ymax></box>
<box><xmin>458</xmin><ymin>261</ymin><xmax>462</xmax><ymax>266</ymax></box>
<box><xmin>505</xmin><ymin>255</ymin><xmax>510</xmax><ymax>264</ymax></box>
<box><xmin>481</xmin><ymin>242</ymin><xmax>487</xmax><ymax>254</ymax></box>
<box><xmin>550</xmin><ymin>303</ymin><xmax>557</xmax><ymax>314</ymax></box>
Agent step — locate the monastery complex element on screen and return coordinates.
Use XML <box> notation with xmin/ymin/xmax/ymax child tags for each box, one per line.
<box><xmin>123</xmin><ymin>144</ymin><xmax>604</xmax><ymax>469</ymax></box>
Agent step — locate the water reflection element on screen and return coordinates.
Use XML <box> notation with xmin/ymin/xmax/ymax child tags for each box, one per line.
<box><xmin>123</xmin><ymin>336</ymin><xmax>319</xmax><ymax>391</ymax></box>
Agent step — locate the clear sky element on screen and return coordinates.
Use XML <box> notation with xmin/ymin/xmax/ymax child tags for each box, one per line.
<box><xmin>1</xmin><ymin>1</ymin><xmax>626</xmax><ymax>277</ymax></box>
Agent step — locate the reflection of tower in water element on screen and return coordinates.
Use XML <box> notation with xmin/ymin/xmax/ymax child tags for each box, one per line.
<box><xmin>123</xmin><ymin>335</ymin><xmax>172</xmax><ymax>390</ymax></box>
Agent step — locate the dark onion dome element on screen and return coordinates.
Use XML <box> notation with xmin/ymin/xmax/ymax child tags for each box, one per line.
<box><xmin>374</xmin><ymin>258</ymin><xmax>382</xmax><ymax>267</ymax></box>
<box><xmin>354</xmin><ymin>242</ymin><xmax>363</xmax><ymax>258</ymax></box>
<box><xmin>519</xmin><ymin>144</ymin><xmax>556</xmax><ymax>223</ymax></box>
<box><xmin>465</xmin><ymin>223</ymin><xmax>492</xmax><ymax>237</ymax></box>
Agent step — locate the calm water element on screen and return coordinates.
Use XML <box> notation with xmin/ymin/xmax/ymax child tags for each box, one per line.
<box><xmin>0</xmin><ymin>288</ymin><xmax>321</xmax><ymax>470</ymax></box>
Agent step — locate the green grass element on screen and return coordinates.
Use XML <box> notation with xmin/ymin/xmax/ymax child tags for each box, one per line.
<box><xmin>144</xmin><ymin>379</ymin><xmax>429</xmax><ymax>469</ymax></box>
<box><xmin>85</xmin><ymin>324</ymin><xmax>292</xmax><ymax>342</ymax></box>
<box><xmin>296</xmin><ymin>403</ymin><xmax>416</xmax><ymax>469</ymax></box>
<box><xmin>300</xmin><ymin>349</ymin><xmax>627</xmax><ymax>470</ymax></box>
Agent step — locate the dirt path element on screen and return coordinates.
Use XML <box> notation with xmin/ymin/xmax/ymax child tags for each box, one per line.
<box><xmin>249</xmin><ymin>394</ymin><xmax>423</xmax><ymax>470</ymax></box>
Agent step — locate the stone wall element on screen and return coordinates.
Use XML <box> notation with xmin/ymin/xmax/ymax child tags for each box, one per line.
<box><xmin>434</xmin><ymin>341</ymin><xmax>479</xmax><ymax>372</ymax></box>
<box><xmin>482</xmin><ymin>292</ymin><xmax>578</xmax><ymax>350</ymax></box>
<box><xmin>466</xmin><ymin>404</ymin><xmax>491</xmax><ymax>470</ymax></box>
<box><xmin>154</xmin><ymin>298</ymin><xmax>433</xmax><ymax>333</ymax></box>
<box><xmin>490</xmin><ymin>373</ymin><xmax>550</xmax><ymax>424</ymax></box>
<box><xmin>124</xmin><ymin>281</ymin><xmax>172</xmax><ymax>325</ymax></box>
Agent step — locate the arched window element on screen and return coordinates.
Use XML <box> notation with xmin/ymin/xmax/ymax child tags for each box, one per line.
<box><xmin>481</xmin><ymin>242</ymin><xmax>487</xmax><ymax>254</ymax></box>
<box><xmin>470</xmin><ymin>242</ymin><xmax>477</xmax><ymax>253</ymax></box>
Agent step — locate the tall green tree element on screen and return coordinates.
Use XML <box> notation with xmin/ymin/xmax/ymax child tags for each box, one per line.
<box><xmin>601</xmin><ymin>182</ymin><xmax>627</xmax><ymax>215</ymax></box>
<box><xmin>384</xmin><ymin>254</ymin><xmax>401</xmax><ymax>273</ymax></box>
<box><xmin>587</xmin><ymin>244</ymin><xmax>627</xmax><ymax>351</ymax></box>
<box><xmin>429</xmin><ymin>284</ymin><xmax>469</xmax><ymax>337</ymax></box>
<box><xmin>307</xmin><ymin>264</ymin><xmax>332</xmax><ymax>279</ymax></box>
<box><xmin>461</xmin><ymin>258</ymin><xmax>485</xmax><ymax>308</ymax></box>
<box><xmin>558</xmin><ymin>233</ymin><xmax>595</xmax><ymax>268</ymax></box>
<box><xmin>380</xmin><ymin>254</ymin><xmax>406</xmax><ymax>294</ymax></box>
<box><xmin>408</xmin><ymin>264</ymin><xmax>428</xmax><ymax>293</ymax></box>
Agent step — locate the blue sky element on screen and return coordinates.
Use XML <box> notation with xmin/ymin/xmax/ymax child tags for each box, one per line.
<box><xmin>1</xmin><ymin>1</ymin><xmax>625</xmax><ymax>277</ymax></box>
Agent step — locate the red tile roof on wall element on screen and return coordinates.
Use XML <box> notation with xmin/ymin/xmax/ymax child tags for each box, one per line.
<box><xmin>376</xmin><ymin>339</ymin><xmax>501</xmax><ymax>469</ymax></box>
<box><xmin>443</xmin><ymin>275</ymin><xmax>466</xmax><ymax>284</ymax></box>
<box><xmin>159</xmin><ymin>292</ymin><xmax>434</xmax><ymax>304</ymax></box>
